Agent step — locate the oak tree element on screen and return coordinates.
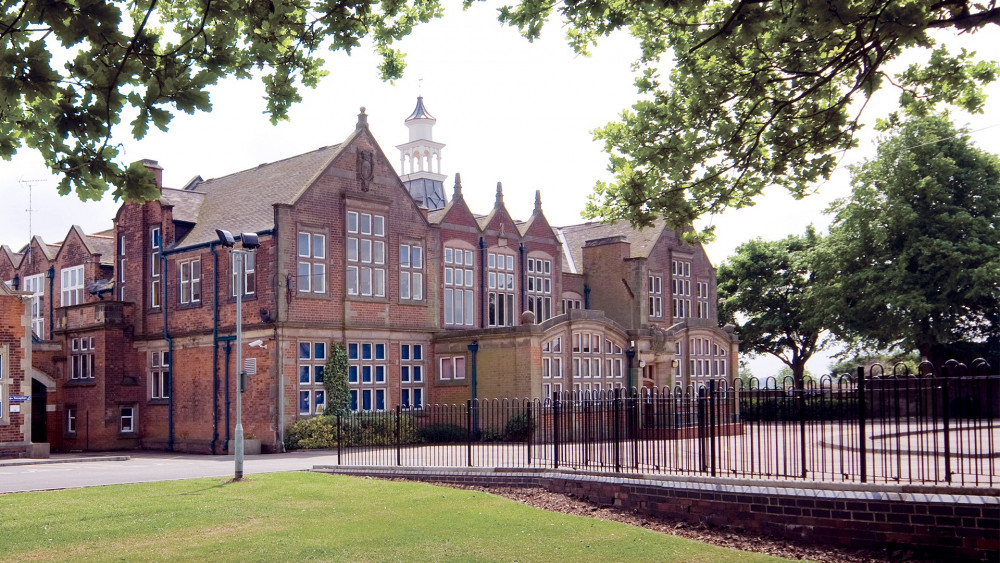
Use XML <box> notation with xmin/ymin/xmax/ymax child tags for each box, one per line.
<box><xmin>717</xmin><ymin>227</ymin><xmax>829</xmax><ymax>386</ymax></box>
<box><xmin>818</xmin><ymin>113</ymin><xmax>1000</xmax><ymax>366</ymax></box>
<box><xmin>498</xmin><ymin>1</ymin><xmax>1000</xmax><ymax>235</ymax></box>
<box><xmin>0</xmin><ymin>0</ymin><xmax>441</xmax><ymax>202</ymax></box>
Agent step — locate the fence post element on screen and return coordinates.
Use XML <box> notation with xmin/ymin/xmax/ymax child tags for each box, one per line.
<box><xmin>942</xmin><ymin>373</ymin><xmax>952</xmax><ymax>483</ymax></box>
<box><xmin>337</xmin><ymin>413</ymin><xmax>342</xmax><ymax>466</ymax></box>
<box><xmin>857</xmin><ymin>366</ymin><xmax>867</xmax><ymax>483</ymax></box>
<box><xmin>553</xmin><ymin>392</ymin><xmax>561</xmax><ymax>469</ymax></box>
<box><xmin>614</xmin><ymin>388</ymin><xmax>622</xmax><ymax>473</ymax></box>
<box><xmin>467</xmin><ymin>400</ymin><xmax>473</xmax><ymax>468</ymax></box>
<box><xmin>798</xmin><ymin>375</ymin><xmax>807</xmax><ymax>479</ymax></box>
<box><xmin>526</xmin><ymin>406</ymin><xmax>533</xmax><ymax>466</ymax></box>
<box><xmin>709</xmin><ymin>379</ymin><xmax>717</xmax><ymax>477</ymax></box>
<box><xmin>395</xmin><ymin>405</ymin><xmax>402</xmax><ymax>466</ymax></box>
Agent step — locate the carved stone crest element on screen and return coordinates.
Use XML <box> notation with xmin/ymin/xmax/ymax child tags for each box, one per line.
<box><xmin>357</xmin><ymin>150</ymin><xmax>375</xmax><ymax>192</ymax></box>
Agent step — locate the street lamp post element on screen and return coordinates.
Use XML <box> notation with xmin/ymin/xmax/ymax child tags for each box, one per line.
<box><xmin>216</xmin><ymin>229</ymin><xmax>259</xmax><ymax>480</ymax></box>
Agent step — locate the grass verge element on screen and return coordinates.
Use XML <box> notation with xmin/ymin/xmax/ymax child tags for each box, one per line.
<box><xmin>0</xmin><ymin>472</ymin><xmax>795</xmax><ymax>562</ymax></box>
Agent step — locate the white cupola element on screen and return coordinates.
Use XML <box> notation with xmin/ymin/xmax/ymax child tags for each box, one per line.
<box><xmin>396</xmin><ymin>96</ymin><xmax>448</xmax><ymax>210</ymax></box>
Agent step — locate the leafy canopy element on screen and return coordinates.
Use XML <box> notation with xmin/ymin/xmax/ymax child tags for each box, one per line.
<box><xmin>818</xmin><ymin>113</ymin><xmax>1000</xmax><ymax>362</ymax></box>
<box><xmin>4</xmin><ymin>0</ymin><xmax>998</xmax><ymax>218</ymax></box>
<box><xmin>717</xmin><ymin>226</ymin><xmax>829</xmax><ymax>384</ymax></box>
<box><xmin>0</xmin><ymin>0</ymin><xmax>442</xmax><ymax>202</ymax></box>
<box><xmin>499</xmin><ymin>1</ymin><xmax>999</xmax><ymax>237</ymax></box>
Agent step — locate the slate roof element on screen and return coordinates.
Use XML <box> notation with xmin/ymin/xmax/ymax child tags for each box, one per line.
<box><xmin>83</xmin><ymin>233</ymin><xmax>115</xmax><ymax>266</ymax></box>
<box><xmin>175</xmin><ymin>142</ymin><xmax>347</xmax><ymax>247</ymax></box>
<box><xmin>556</xmin><ymin>218</ymin><xmax>674</xmax><ymax>273</ymax></box>
<box><xmin>161</xmin><ymin>188</ymin><xmax>205</xmax><ymax>223</ymax></box>
<box><xmin>405</xmin><ymin>96</ymin><xmax>435</xmax><ymax>121</ymax></box>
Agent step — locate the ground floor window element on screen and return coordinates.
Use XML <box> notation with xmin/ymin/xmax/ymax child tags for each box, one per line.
<box><xmin>348</xmin><ymin>342</ymin><xmax>387</xmax><ymax>411</ymax></box>
<box><xmin>120</xmin><ymin>406</ymin><xmax>135</xmax><ymax>433</ymax></box>
<box><xmin>298</xmin><ymin>341</ymin><xmax>327</xmax><ymax>416</ymax></box>
<box><xmin>400</xmin><ymin>343</ymin><xmax>424</xmax><ymax>409</ymax></box>
<box><xmin>65</xmin><ymin>406</ymin><xmax>77</xmax><ymax>434</ymax></box>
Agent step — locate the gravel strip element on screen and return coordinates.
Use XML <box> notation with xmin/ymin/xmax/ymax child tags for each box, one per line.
<box><xmin>434</xmin><ymin>483</ymin><xmax>937</xmax><ymax>563</ymax></box>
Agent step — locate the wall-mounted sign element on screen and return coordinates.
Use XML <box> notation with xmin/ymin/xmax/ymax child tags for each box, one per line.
<box><xmin>9</xmin><ymin>395</ymin><xmax>29</xmax><ymax>403</ymax></box>
<box><xmin>9</xmin><ymin>405</ymin><xmax>20</xmax><ymax>413</ymax></box>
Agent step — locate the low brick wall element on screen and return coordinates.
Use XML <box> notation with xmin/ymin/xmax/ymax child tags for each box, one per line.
<box><xmin>313</xmin><ymin>466</ymin><xmax>999</xmax><ymax>561</ymax></box>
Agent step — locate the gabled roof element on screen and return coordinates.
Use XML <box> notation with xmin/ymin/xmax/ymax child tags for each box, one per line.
<box><xmin>27</xmin><ymin>235</ymin><xmax>59</xmax><ymax>261</ymax></box>
<box><xmin>1</xmin><ymin>245</ymin><xmax>23</xmax><ymax>269</ymax></box>
<box><xmin>176</xmin><ymin>142</ymin><xmax>349</xmax><ymax>247</ymax></box>
<box><xmin>556</xmin><ymin>218</ymin><xmax>673</xmax><ymax>273</ymax></box>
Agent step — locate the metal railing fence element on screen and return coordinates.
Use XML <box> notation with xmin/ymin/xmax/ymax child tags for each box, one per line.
<box><xmin>320</xmin><ymin>360</ymin><xmax>998</xmax><ymax>486</ymax></box>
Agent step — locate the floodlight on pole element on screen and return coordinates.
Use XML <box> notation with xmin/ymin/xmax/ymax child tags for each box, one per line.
<box><xmin>218</xmin><ymin>228</ymin><xmax>258</xmax><ymax>481</ymax></box>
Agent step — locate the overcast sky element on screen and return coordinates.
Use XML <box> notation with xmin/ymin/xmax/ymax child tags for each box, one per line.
<box><xmin>1</xmin><ymin>2</ymin><xmax>997</xmax><ymax>375</ymax></box>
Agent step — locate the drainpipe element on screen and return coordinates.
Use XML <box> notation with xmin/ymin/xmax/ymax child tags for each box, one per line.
<box><xmin>210</xmin><ymin>244</ymin><xmax>220</xmax><ymax>454</ymax></box>
<box><xmin>478</xmin><ymin>237</ymin><xmax>486</xmax><ymax>329</ymax></box>
<box><xmin>46</xmin><ymin>267</ymin><xmax>54</xmax><ymax>339</ymax></box>
<box><xmin>224</xmin><ymin>339</ymin><xmax>232</xmax><ymax>448</ymax></box>
<box><xmin>518</xmin><ymin>243</ymin><xmax>525</xmax><ymax>318</ymax></box>
<box><xmin>468</xmin><ymin>339</ymin><xmax>479</xmax><ymax>435</ymax></box>
<box><xmin>584</xmin><ymin>284</ymin><xmax>591</xmax><ymax>309</ymax></box>
<box><xmin>161</xmin><ymin>252</ymin><xmax>174</xmax><ymax>451</ymax></box>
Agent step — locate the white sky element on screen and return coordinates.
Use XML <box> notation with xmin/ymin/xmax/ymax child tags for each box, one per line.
<box><xmin>1</xmin><ymin>1</ymin><xmax>997</xmax><ymax>376</ymax></box>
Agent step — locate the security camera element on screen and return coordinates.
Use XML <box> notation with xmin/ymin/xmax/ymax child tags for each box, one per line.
<box><xmin>248</xmin><ymin>339</ymin><xmax>267</xmax><ymax>349</ymax></box>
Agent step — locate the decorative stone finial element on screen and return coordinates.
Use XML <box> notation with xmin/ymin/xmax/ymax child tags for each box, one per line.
<box><xmin>534</xmin><ymin>190</ymin><xmax>542</xmax><ymax>214</ymax></box>
<box><xmin>453</xmin><ymin>173</ymin><xmax>463</xmax><ymax>199</ymax></box>
<box><xmin>495</xmin><ymin>182</ymin><xmax>504</xmax><ymax>206</ymax></box>
<box><xmin>357</xmin><ymin>106</ymin><xmax>368</xmax><ymax>129</ymax></box>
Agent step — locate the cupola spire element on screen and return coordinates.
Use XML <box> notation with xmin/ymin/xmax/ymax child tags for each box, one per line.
<box><xmin>397</xmin><ymin>96</ymin><xmax>447</xmax><ymax>210</ymax></box>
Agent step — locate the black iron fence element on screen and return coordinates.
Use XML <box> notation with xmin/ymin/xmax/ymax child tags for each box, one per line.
<box><xmin>309</xmin><ymin>360</ymin><xmax>998</xmax><ymax>486</ymax></box>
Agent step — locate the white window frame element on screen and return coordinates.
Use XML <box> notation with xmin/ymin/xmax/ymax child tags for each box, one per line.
<box><xmin>347</xmin><ymin>342</ymin><xmax>387</xmax><ymax>411</ymax></box>
<box><xmin>150</xmin><ymin>227</ymin><xmax>161</xmax><ymax>309</ymax></box>
<box><xmin>399</xmin><ymin>243</ymin><xmax>424</xmax><ymax>302</ymax></box>
<box><xmin>150</xmin><ymin>350</ymin><xmax>169</xmax><ymax>399</ymax></box>
<box><xmin>297</xmin><ymin>231</ymin><xmax>327</xmax><ymax>294</ymax></box>
<box><xmin>648</xmin><ymin>274</ymin><xmax>663</xmax><ymax>318</ymax></box>
<box><xmin>346</xmin><ymin>211</ymin><xmax>386</xmax><ymax>298</ymax></box>
<box><xmin>400</xmin><ymin>343</ymin><xmax>425</xmax><ymax>409</ymax></box>
<box><xmin>487</xmin><ymin>251</ymin><xmax>515</xmax><ymax>327</ymax></box>
<box><xmin>179</xmin><ymin>258</ymin><xmax>201</xmax><ymax>304</ymax></box>
<box><xmin>118</xmin><ymin>234</ymin><xmax>126</xmax><ymax>300</ymax></box>
<box><xmin>23</xmin><ymin>274</ymin><xmax>45</xmax><ymax>338</ymax></box>
<box><xmin>120</xmin><ymin>406</ymin><xmax>135</xmax><ymax>433</ymax></box>
<box><xmin>525</xmin><ymin>255</ymin><xmax>553</xmax><ymax>323</ymax></box>
<box><xmin>70</xmin><ymin>337</ymin><xmax>95</xmax><ymax>380</ymax></box>
<box><xmin>61</xmin><ymin>265</ymin><xmax>85</xmax><ymax>306</ymax></box>
<box><xmin>298</xmin><ymin>341</ymin><xmax>328</xmax><ymax>416</ymax></box>
<box><xmin>444</xmin><ymin>246</ymin><xmax>475</xmax><ymax>326</ymax></box>
<box><xmin>232</xmin><ymin>251</ymin><xmax>255</xmax><ymax>297</ymax></box>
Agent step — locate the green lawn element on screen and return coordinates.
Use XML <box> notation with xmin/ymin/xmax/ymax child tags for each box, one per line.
<box><xmin>0</xmin><ymin>472</ymin><xmax>792</xmax><ymax>562</ymax></box>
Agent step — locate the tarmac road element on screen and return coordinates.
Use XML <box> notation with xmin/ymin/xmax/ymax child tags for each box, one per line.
<box><xmin>0</xmin><ymin>450</ymin><xmax>345</xmax><ymax>494</ymax></box>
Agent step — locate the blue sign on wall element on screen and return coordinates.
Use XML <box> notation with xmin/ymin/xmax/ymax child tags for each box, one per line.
<box><xmin>9</xmin><ymin>395</ymin><xmax>29</xmax><ymax>403</ymax></box>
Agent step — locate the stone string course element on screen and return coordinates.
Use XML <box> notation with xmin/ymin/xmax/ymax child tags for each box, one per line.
<box><xmin>313</xmin><ymin>466</ymin><xmax>999</xmax><ymax>561</ymax></box>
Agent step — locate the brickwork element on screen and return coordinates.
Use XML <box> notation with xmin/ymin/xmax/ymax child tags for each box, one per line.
<box><xmin>317</xmin><ymin>466</ymin><xmax>1000</xmax><ymax>562</ymax></box>
<box><xmin>0</xmin><ymin>291</ymin><xmax>28</xmax><ymax>456</ymax></box>
<box><xmin>0</xmin><ymin>105</ymin><xmax>739</xmax><ymax>455</ymax></box>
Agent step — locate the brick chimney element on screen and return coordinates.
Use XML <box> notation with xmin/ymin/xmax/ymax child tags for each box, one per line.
<box><xmin>141</xmin><ymin>159</ymin><xmax>163</xmax><ymax>191</ymax></box>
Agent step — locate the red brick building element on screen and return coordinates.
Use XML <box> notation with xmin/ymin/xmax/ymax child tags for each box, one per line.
<box><xmin>0</xmin><ymin>99</ymin><xmax>737</xmax><ymax>456</ymax></box>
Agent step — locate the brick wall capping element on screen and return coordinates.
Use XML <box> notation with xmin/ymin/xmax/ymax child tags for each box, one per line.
<box><xmin>316</xmin><ymin>466</ymin><xmax>1000</xmax><ymax>499</ymax></box>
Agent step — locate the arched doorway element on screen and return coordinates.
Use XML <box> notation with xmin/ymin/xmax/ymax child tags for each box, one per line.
<box><xmin>31</xmin><ymin>379</ymin><xmax>47</xmax><ymax>443</ymax></box>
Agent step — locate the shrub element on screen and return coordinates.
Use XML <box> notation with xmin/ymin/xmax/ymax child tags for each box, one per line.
<box><xmin>418</xmin><ymin>423</ymin><xmax>467</xmax><ymax>443</ymax></box>
<box><xmin>502</xmin><ymin>413</ymin><xmax>534</xmax><ymax>441</ymax></box>
<box><xmin>284</xmin><ymin>416</ymin><xmax>336</xmax><ymax>450</ymax></box>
